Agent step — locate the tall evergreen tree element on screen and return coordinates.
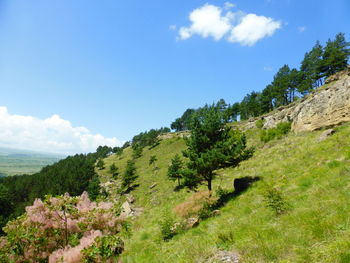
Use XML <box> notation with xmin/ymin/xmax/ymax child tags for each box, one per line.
<box><xmin>122</xmin><ymin>160</ymin><xmax>138</xmax><ymax>190</ymax></box>
<box><xmin>320</xmin><ymin>33</ymin><xmax>350</xmax><ymax>78</ymax></box>
<box><xmin>182</xmin><ymin>104</ymin><xmax>253</xmax><ymax>192</ymax></box>
<box><xmin>167</xmin><ymin>154</ymin><xmax>184</xmax><ymax>186</ymax></box>
<box><xmin>300</xmin><ymin>41</ymin><xmax>324</xmax><ymax>92</ymax></box>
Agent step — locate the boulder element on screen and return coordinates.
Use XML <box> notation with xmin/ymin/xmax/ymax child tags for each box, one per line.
<box><xmin>185</xmin><ymin>217</ymin><xmax>199</xmax><ymax>229</ymax></box>
<box><xmin>317</xmin><ymin>129</ymin><xmax>336</xmax><ymax>142</ymax></box>
<box><xmin>213</xmin><ymin>250</ymin><xmax>240</xmax><ymax>263</ymax></box>
<box><xmin>120</xmin><ymin>201</ymin><xmax>133</xmax><ymax>218</ymax></box>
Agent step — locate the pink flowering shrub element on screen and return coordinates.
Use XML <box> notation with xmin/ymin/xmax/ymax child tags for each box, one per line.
<box><xmin>0</xmin><ymin>192</ymin><xmax>124</xmax><ymax>263</ymax></box>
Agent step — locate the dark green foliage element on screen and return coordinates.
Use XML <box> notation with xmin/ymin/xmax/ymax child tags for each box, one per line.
<box><xmin>122</xmin><ymin>160</ymin><xmax>138</xmax><ymax>190</ymax></box>
<box><xmin>112</xmin><ymin>147</ymin><xmax>123</xmax><ymax>155</ymax></box>
<box><xmin>260</xmin><ymin>122</ymin><xmax>291</xmax><ymax>143</ymax></box>
<box><xmin>182</xmin><ymin>104</ymin><xmax>253</xmax><ymax>191</ymax></box>
<box><xmin>110</xmin><ymin>163</ymin><xmax>119</xmax><ymax>178</ymax></box>
<box><xmin>131</xmin><ymin>127</ymin><xmax>169</xmax><ymax>152</ymax></box>
<box><xmin>149</xmin><ymin>155</ymin><xmax>157</xmax><ymax>167</ymax></box>
<box><xmin>264</xmin><ymin>188</ymin><xmax>289</xmax><ymax>215</ymax></box>
<box><xmin>132</xmin><ymin>143</ymin><xmax>143</xmax><ymax>159</ymax></box>
<box><xmin>122</xmin><ymin>141</ymin><xmax>131</xmax><ymax>149</ymax></box>
<box><xmin>171</xmin><ymin>109</ymin><xmax>196</xmax><ymax>131</ymax></box>
<box><xmin>96</xmin><ymin>145</ymin><xmax>113</xmax><ymax>159</ymax></box>
<box><xmin>167</xmin><ymin>154</ymin><xmax>183</xmax><ymax>186</ymax></box>
<box><xmin>96</xmin><ymin>158</ymin><xmax>105</xmax><ymax>170</ymax></box>
<box><xmin>87</xmin><ymin>175</ymin><xmax>101</xmax><ymax>201</ymax></box>
<box><xmin>320</xmin><ymin>33</ymin><xmax>350</xmax><ymax>78</ymax></box>
<box><xmin>299</xmin><ymin>41</ymin><xmax>324</xmax><ymax>92</ymax></box>
<box><xmin>240</xmin><ymin>91</ymin><xmax>263</xmax><ymax>120</ymax></box>
<box><xmin>0</xmin><ymin>184</ymin><xmax>13</xmax><ymax>234</ymax></box>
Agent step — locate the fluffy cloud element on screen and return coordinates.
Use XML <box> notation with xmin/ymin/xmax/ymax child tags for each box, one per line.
<box><xmin>178</xmin><ymin>4</ymin><xmax>232</xmax><ymax>41</ymax></box>
<box><xmin>177</xmin><ymin>3</ymin><xmax>281</xmax><ymax>46</ymax></box>
<box><xmin>0</xmin><ymin>107</ymin><xmax>122</xmax><ymax>155</ymax></box>
<box><xmin>228</xmin><ymin>14</ymin><xmax>281</xmax><ymax>46</ymax></box>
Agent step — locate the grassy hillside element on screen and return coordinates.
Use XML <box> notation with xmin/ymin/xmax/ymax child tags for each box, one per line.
<box><xmin>0</xmin><ymin>147</ymin><xmax>64</xmax><ymax>176</ymax></box>
<box><xmin>98</xmin><ymin>124</ymin><xmax>350</xmax><ymax>263</ymax></box>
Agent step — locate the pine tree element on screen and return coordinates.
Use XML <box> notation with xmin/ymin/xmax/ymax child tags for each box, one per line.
<box><xmin>182</xmin><ymin>104</ymin><xmax>253</xmax><ymax>192</ymax></box>
<box><xmin>320</xmin><ymin>33</ymin><xmax>350</xmax><ymax>78</ymax></box>
<box><xmin>299</xmin><ymin>41</ymin><xmax>324</xmax><ymax>92</ymax></box>
<box><xmin>96</xmin><ymin>159</ymin><xmax>105</xmax><ymax>170</ymax></box>
<box><xmin>122</xmin><ymin>160</ymin><xmax>138</xmax><ymax>190</ymax></box>
<box><xmin>167</xmin><ymin>154</ymin><xmax>183</xmax><ymax>186</ymax></box>
<box><xmin>109</xmin><ymin>163</ymin><xmax>119</xmax><ymax>178</ymax></box>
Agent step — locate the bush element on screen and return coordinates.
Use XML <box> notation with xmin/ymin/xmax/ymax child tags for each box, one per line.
<box><xmin>255</xmin><ymin>119</ymin><xmax>265</xmax><ymax>129</ymax></box>
<box><xmin>159</xmin><ymin>216</ymin><xmax>176</xmax><ymax>241</ymax></box>
<box><xmin>264</xmin><ymin>187</ymin><xmax>289</xmax><ymax>215</ymax></box>
<box><xmin>260</xmin><ymin>122</ymin><xmax>291</xmax><ymax>143</ymax></box>
<box><xmin>0</xmin><ymin>192</ymin><xmax>124</xmax><ymax>262</ymax></box>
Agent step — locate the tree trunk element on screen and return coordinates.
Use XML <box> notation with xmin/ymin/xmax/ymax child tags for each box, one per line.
<box><xmin>207</xmin><ymin>179</ymin><xmax>212</xmax><ymax>192</ymax></box>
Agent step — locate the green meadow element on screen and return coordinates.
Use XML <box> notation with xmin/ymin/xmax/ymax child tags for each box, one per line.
<box><xmin>97</xmin><ymin>123</ymin><xmax>350</xmax><ymax>263</ymax></box>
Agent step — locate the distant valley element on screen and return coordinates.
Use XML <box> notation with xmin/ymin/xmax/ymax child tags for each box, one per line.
<box><xmin>0</xmin><ymin>147</ymin><xmax>64</xmax><ymax>176</ymax></box>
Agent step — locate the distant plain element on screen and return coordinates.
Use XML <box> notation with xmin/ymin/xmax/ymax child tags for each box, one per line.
<box><xmin>0</xmin><ymin>147</ymin><xmax>64</xmax><ymax>176</ymax></box>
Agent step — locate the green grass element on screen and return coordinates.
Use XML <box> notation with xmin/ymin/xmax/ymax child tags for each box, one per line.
<box><xmin>97</xmin><ymin>124</ymin><xmax>350</xmax><ymax>263</ymax></box>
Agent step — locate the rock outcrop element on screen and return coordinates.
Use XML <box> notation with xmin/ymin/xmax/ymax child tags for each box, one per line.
<box><xmin>241</xmin><ymin>66</ymin><xmax>350</xmax><ymax>133</ymax></box>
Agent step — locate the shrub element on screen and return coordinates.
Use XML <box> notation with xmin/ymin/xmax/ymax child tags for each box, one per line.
<box><xmin>159</xmin><ymin>216</ymin><xmax>176</xmax><ymax>241</ymax></box>
<box><xmin>0</xmin><ymin>192</ymin><xmax>124</xmax><ymax>262</ymax></box>
<box><xmin>260</xmin><ymin>122</ymin><xmax>291</xmax><ymax>143</ymax></box>
<box><xmin>264</xmin><ymin>187</ymin><xmax>289</xmax><ymax>215</ymax></box>
<box><xmin>255</xmin><ymin>119</ymin><xmax>265</xmax><ymax>129</ymax></box>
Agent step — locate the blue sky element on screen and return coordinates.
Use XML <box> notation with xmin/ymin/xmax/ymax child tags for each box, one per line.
<box><xmin>0</xmin><ymin>0</ymin><xmax>349</xmax><ymax>154</ymax></box>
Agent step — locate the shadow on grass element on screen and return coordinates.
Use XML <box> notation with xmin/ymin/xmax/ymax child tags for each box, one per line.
<box><xmin>123</xmin><ymin>183</ymin><xmax>140</xmax><ymax>194</ymax></box>
<box><xmin>214</xmin><ymin>176</ymin><xmax>261</xmax><ymax>209</ymax></box>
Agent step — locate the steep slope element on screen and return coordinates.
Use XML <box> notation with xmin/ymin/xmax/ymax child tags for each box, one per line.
<box><xmin>98</xmin><ymin>123</ymin><xmax>350</xmax><ymax>263</ymax></box>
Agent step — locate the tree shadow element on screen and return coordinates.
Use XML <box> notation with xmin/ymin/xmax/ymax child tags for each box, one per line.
<box><xmin>123</xmin><ymin>183</ymin><xmax>140</xmax><ymax>194</ymax></box>
<box><xmin>214</xmin><ymin>176</ymin><xmax>261</xmax><ymax>209</ymax></box>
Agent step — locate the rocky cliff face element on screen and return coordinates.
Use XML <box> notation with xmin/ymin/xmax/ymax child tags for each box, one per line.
<box><xmin>243</xmin><ymin>66</ymin><xmax>350</xmax><ymax>133</ymax></box>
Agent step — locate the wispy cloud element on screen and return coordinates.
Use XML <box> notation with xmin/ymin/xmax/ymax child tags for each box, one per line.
<box><xmin>169</xmin><ymin>24</ymin><xmax>177</xmax><ymax>31</ymax></box>
<box><xmin>0</xmin><ymin>107</ymin><xmax>122</xmax><ymax>155</ymax></box>
<box><xmin>263</xmin><ymin>66</ymin><xmax>273</xmax><ymax>71</ymax></box>
<box><xmin>298</xmin><ymin>26</ymin><xmax>306</xmax><ymax>33</ymax></box>
<box><xmin>175</xmin><ymin>3</ymin><xmax>281</xmax><ymax>46</ymax></box>
<box><xmin>224</xmin><ymin>2</ymin><xmax>236</xmax><ymax>10</ymax></box>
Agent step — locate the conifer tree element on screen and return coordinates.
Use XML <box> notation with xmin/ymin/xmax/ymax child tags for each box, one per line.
<box><xmin>109</xmin><ymin>163</ymin><xmax>119</xmax><ymax>178</ymax></box>
<box><xmin>167</xmin><ymin>154</ymin><xmax>183</xmax><ymax>186</ymax></box>
<box><xmin>321</xmin><ymin>33</ymin><xmax>350</xmax><ymax>78</ymax></box>
<box><xmin>182</xmin><ymin>104</ymin><xmax>253</xmax><ymax>192</ymax></box>
<box><xmin>96</xmin><ymin>159</ymin><xmax>105</xmax><ymax>170</ymax></box>
<box><xmin>122</xmin><ymin>160</ymin><xmax>137</xmax><ymax>190</ymax></box>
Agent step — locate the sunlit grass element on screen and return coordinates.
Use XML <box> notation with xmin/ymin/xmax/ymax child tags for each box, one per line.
<box><xmin>98</xmin><ymin>123</ymin><xmax>350</xmax><ymax>262</ymax></box>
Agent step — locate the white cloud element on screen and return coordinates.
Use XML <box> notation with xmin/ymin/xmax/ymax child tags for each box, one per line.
<box><xmin>178</xmin><ymin>4</ymin><xmax>232</xmax><ymax>41</ymax></box>
<box><xmin>169</xmin><ymin>24</ymin><xmax>177</xmax><ymax>31</ymax></box>
<box><xmin>298</xmin><ymin>26</ymin><xmax>306</xmax><ymax>32</ymax></box>
<box><xmin>0</xmin><ymin>107</ymin><xmax>122</xmax><ymax>155</ymax></box>
<box><xmin>228</xmin><ymin>14</ymin><xmax>281</xmax><ymax>46</ymax></box>
<box><xmin>177</xmin><ymin>3</ymin><xmax>281</xmax><ymax>46</ymax></box>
